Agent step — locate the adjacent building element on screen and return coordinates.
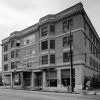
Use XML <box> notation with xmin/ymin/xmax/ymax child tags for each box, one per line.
<box><xmin>1</xmin><ymin>2</ymin><xmax>100</xmax><ymax>91</ymax></box>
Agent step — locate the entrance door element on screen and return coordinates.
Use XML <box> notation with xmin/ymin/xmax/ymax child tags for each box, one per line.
<box><xmin>35</xmin><ymin>72</ymin><xmax>42</xmax><ymax>87</ymax></box>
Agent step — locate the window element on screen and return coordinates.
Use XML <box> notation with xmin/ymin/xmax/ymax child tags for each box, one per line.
<box><xmin>50</xmin><ymin>25</ymin><xmax>55</xmax><ymax>34</ymax></box>
<box><xmin>11</xmin><ymin>51</ymin><xmax>15</xmax><ymax>58</ymax></box>
<box><xmin>11</xmin><ymin>40</ymin><xmax>15</xmax><ymax>48</ymax></box>
<box><xmin>16</xmin><ymin>50</ymin><xmax>20</xmax><ymax>57</ymax></box>
<box><xmin>4</xmin><ymin>54</ymin><xmax>8</xmax><ymax>61</ymax></box>
<box><xmin>90</xmin><ymin>57</ymin><xmax>92</xmax><ymax>66</ymax></box>
<box><xmin>84</xmin><ymin>36</ymin><xmax>87</xmax><ymax>46</ymax></box>
<box><xmin>11</xmin><ymin>62</ymin><xmax>16</xmax><ymax>69</ymax></box>
<box><xmin>41</xmin><ymin>26</ymin><xmax>48</xmax><ymax>36</ymax></box>
<box><xmin>50</xmin><ymin>54</ymin><xmax>55</xmax><ymax>64</ymax></box>
<box><xmin>42</xmin><ymin>55</ymin><xmax>48</xmax><ymax>65</ymax></box>
<box><xmin>84</xmin><ymin>20</ymin><xmax>87</xmax><ymax>31</ymax></box>
<box><xmin>41</xmin><ymin>41</ymin><xmax>48</xmax><ymax>50</ymax></box>
<box><xmin>50</xmin><ymin>40</ymin><xmax>55</xmax><ymax>49</ymax></box>
<box><xmin>4</xmin><ymin>45</ymin><xmax>8</xmax><ymax>52</ymax></box>
<box><xmin>16</xmin><ymin>40</ymin><xmax>20</xmax><ymax>46</ymax></box>
<box><xmin>63</xmin><ymin>52</ymin><xmax>70</xmax><ymax>62</ymax></box>
<box><xmin>63</xmin><ymin>35</ymin><xmax>73</xmax><ymax>47</ymax></box>
<box><xmin>4</xmin><ymin>64</ymin><xmax>8</xmax><ymax>71</ymax></box>
<box><xmin>63</xmin><ymin>19</ymin><xmax>73</xmax><ymax>31</ymax></box>
<box><xmin>46</xmin><ymin>70</ymin><xmax>57</xmax><ymax>87</ymax></box>
<box><xmin>61</xmin><ymin>69</ymin><xmax>75</xmax><ymax>87</ymax></box>
<box><xmin>16</xmin><ymin>61</ymin><xmax>20</xmax><ymax>68</ymax></box>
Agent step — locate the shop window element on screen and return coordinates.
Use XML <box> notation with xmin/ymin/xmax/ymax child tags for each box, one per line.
<box><xmin>50</xmin><ymin>25</ymin><xmax>55</xmax><ymax>34</ymax></box>
<box><xmin>41</xmin><ymin>40</ymin><xmax>48</xmax><ymax>50</ymax></box>
<box><xmin>50</xmin><ymin>54</ymin><xmax>55</xmax><ymax>64</ymax></box>
<box><xmin>42</xmin><ymin>55</ymin><xmax>48</xmax><ymax>65</ymax></box>
<box><xmin>13</xmin><ymin>73</ymin><xmax>21</xmax><ymax>85</ymax></box>
<box><xmin>41</xmin><ymin>26</ymin><xmax>48</xmax><ymax>36</ymax></box>
<box><xmin>11</xmin><ymin>51</ymin><xmax>15</xmax><ymax>58</ymax></box>
<box><xmin>4</xmin><ymin>64</ymin><xmax>8</xmax><ymax>71</ymax></box>
<box><xmin>46</xmin><ymin>70</ymin><xmax>57</xmax><ymax>87</ymax></box>
<box><xmin>63</xmin><ymin>52</ymin><xmax>70</xmax><ymax>62</ymax></box>
<box><xmin>61</xmin><ymin>69</ymin><xmax>75</xmax><ymax>87</ymax></box>
<box><xmin>4</xmin><ymin>45</ymin><xmax>8</xmax><ymax>52</ymax></box>
<box><xmin>50</xmin><ymin>40</ymin><xmax>55</xmax><ymax>49</ymax></box>
<box><xmin>4</xmin><ymin>54</ymin><xmax>8</xmax><ymax>61</ymax></box>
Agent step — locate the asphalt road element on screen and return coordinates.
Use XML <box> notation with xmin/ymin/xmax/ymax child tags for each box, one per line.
<box><xmin>0</xmin><ymin>89</ymin><xmax>100</xmax><ymax>100</ymax></box>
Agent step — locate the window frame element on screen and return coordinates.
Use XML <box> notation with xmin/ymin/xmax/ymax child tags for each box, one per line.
<box><xmin>41</xmin><ymin>26</ymin><xmax>48</xmax><ymax>36</ymax></box>
<box><xmin>42</xmin><ymin>55</ymin><xmax>48</xmax><ymax>65</ymax></box>
<box><xmin>41</xmin><ymin>40</ymin><xmax>48</xmax><ymax>51</ymax></box>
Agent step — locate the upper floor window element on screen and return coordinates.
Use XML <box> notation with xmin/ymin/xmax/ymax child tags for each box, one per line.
<box><xmin>50</xmin><ymin>54</ymin><xmax>55</xmax><ymax>64</ymax></box>
<box><xmin>16</xmin><ymin>40</ymin><xmax>20</xmax><ymax>46</ymax></box>
<box><xmin>4</xmin><ymin>54</ymin><xmax>8</xmax><ymax>61</ymax></box>
<box><xmin>50</xmin><ymin>25</ymin><xmax>55</xmax><ymax>34</ymax></box>
<box><xmin>11</xmin><ymin>51</ymin><xmax>15</xmax><ymax>58</ymax></box>
<box><xmin>4</xmin><ymin>45</ymin><xmax>8</xmax><ymax>52</ymax></box>
<box><xmin>16</xmin><ymin>50</ymin><xmax>20</xmax><ymax>57</ymax></box>
<box><xmin>50</xmin><ymin>40</ymin><xmax>55</xmax><ymax>49</ymax></box>
<box><xmin>41</xmin><ymin>40</ymin><xmax>48</xmax><ymax>50</ymax></box>
<box><xmin>11</xmin><ymin>62</ymin><xmax>16</xmax><ymax>69</ymax></box>
<box><xmin>16</xmin><ymin>61</ymin><xmax>20</xmax><ymax>68</ymax></box>
<box><xmin>11</xmin><ymin>40</ymin><xmax>15</xmax><ymax>48</ymax></box>
<box><xmin>63</xmin><ymin>35</ymin><xmax>73</xmax><ymax>47</ymax></box>
<box><xmin>42</xmin><ymin>55</ymin><xmax>48</xmax><ymax>65</ymax></box>
<box><xmin>4</xmin><ymin>64</ymin><xmax>8</xmax><ymax>71</ymax></box>
<box><xmin>41</xmin><ymin>26</ymin><xmax>48</xmax><ymax>36</ymax></box>
<box><xmin>63</xmin><ymin>19</ymin><xmax>73</xmax><ymax>31</ymax></box>
<box><xmin>63</xmin><ymin>52</ymin><xmax>70</xmax><ymax>62</ymax></box>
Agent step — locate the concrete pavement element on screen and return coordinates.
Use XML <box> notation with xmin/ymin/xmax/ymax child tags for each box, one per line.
<box><xmin>0</xmin><ymin>89</ymin><xmax>100</xmax><ymax>100</ymax></box>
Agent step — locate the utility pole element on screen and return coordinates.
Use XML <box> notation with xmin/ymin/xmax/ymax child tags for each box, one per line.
<box><xmin>69</xmin><ymin>24</ymin><xmax>74</xmax><ymax>92</ymax></box>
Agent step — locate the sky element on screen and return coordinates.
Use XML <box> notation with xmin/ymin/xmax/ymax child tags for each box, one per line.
<box><xmin>0</xmin><ymin>0</ymin><xmax>100</xmax><ymax>70</ymax></box>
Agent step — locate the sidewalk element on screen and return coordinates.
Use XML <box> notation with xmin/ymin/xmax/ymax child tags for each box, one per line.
<box><xmin>78</xmin><ymin>89</ymin><xmax>100</xmax><ymax>95</ymax></box>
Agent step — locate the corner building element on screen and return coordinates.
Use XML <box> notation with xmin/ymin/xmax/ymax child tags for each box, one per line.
<box><xmin>1</xmin><ymin>3</ymin><xmax>100</xmax><ymax>91</ymax></box>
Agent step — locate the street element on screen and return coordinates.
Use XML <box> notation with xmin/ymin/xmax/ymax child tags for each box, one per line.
<box><xmin>0</xmin><ymin>89</ymin><xmax>100</xmax><ymax>100</ymax></box>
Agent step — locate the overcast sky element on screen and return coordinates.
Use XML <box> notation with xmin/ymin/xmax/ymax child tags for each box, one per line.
<box><xmin>0</xmin><ymin>0</ymin><xmax>100</xmax><ymax>70</ymax></box>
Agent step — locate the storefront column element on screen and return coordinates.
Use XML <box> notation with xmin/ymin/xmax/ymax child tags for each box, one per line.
<box><xmin>21</xmin><ymin>71</ymin><xmax>23</xmax><ymax>88</ymax></box>
<box><xmin>31</xmin><ymin>72</ymin><xmax>35</xmax><ymax>88</ymax></box>
<box><xmin>57</xmin><ymin>69</ymin><xmax>61</xmax><ymax>88</ymax></box>
<box><xmin>75</xmin><ymin>65</ymin><xmax>84</xmax><ymax>90</ymax></box>
<box><xmin>11</xmin><ymin>73</ymin><xmax>13</xmax><ymax>88</ymax></box>
<box><xmin>43</xmin><ymin>71</ymin><xmax>46</xmax><ymax>88</ymax></box>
